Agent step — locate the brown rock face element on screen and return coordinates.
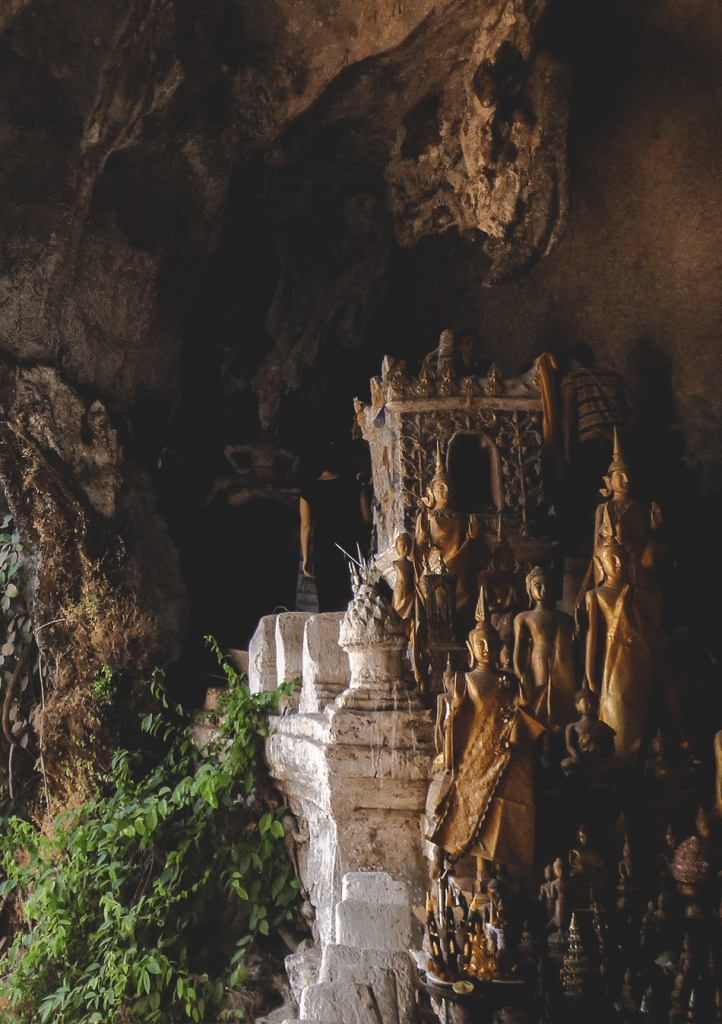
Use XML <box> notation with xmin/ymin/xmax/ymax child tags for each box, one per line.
<box><xmin>253</xmin><ymin>0</ymin><xmax>570</xmax><ymax>427</ymax></box>
<box><xmin>1</xmin><ymin>0</ymin><xmax>722</xmax><ymax>696</ymax></box>
<box><xmin>385</xmin><ymin>8</ymin><xmax>570</xmax><ymax>279</ymax></box>
<box><xmin>0</xmin><ymin>0</ymin><xmax>570</xmax><ymax>428</ymax></box>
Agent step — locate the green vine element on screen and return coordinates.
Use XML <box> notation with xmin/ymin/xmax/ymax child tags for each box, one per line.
<box><xmin>0</xmin><ymin>642</ymin><xmax>300</xmax><ymax>1023</ymax></box>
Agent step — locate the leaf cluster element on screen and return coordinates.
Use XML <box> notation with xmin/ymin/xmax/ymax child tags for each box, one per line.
<box><xmin>0</xmin><ymin>641</ymin><xmax>300</xmax><ymax>1023</ymax></box>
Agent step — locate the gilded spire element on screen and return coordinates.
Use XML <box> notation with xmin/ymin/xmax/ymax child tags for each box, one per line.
<box><xmin>607</xmin><ymin>426</ymin><xmax>631</xmax><ymax>474</ymax></box>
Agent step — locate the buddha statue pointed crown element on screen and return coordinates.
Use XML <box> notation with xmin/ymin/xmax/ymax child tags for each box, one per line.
<box><xmin>468</xmin><ymin>584</ymin><xmax>503</xmax><ymax>650</ymax></box>
<box><xmin>607</xmin><ymin>427</ymin><xmax>631</xmax><ymax>475</ymax></box>
<box><xmin>425</xmin><ymin>441</ymin><xmax>457</xmax><ymax>508</ymax></box>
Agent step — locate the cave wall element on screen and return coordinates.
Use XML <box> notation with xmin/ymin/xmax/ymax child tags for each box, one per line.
<box><xmin>0</xmin><ymin>0</ymin><xmax>721</xmax><ymax>667</ymax></box>
<box><xmin>372</xmin><ymin>0</ymin><xmax>722</xmax><ymax>486</ymax></box>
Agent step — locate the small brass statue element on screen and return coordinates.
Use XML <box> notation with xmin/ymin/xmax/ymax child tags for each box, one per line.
<box><xmin>426</xmin><ymin>590</ymin><xmax>545</xmax><ymax>870</ymax></box>
<box><xmin>391</xmin><ymin>532</ymin><xmax>416</xmax><ymax>627</ymax></box>
<box><xmin>539</xmin><ymin>863</ymin><xmax>555</xmax><ymax>923</ymax></box>
<box><xmin>549</xmin><ymin>857</ymin><xmax>570</xmax><ymax>931</ymax></box>
<box><xmin>434</xmin><ymin>656</ymin><xmax>464</xmax><ymax>773</ymax></box>
<box><xmin>513</xmin><ymin>566</ymin><xmax>578</xmax><ymax>730</ymax></box>
<box><xmin>561</xmin><ymin>686</ymin><xmax>616</xmax><ymax>775</ymax></box>
<box><xmin>585</xmin><ymin>540</ymin><xmax>662</xmax><ymax>764</ymax></box>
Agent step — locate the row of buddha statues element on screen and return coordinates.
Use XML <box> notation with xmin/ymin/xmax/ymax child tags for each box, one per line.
<box><xmin>417</xmin><ymin>815</ymin><xmax>722</xmax><ymax>1022</ymax></box>
<box><xmin>385</xmin><ymin>428</ymin><xmax>720</xmax><ymax>876</ymax></box>
<box><xmin>393</xmin><ymin>431</ymin><xmax>673</xmax><ymax>772</ymax></box>
<box><xmin>396</xmin><ymin>431</ymin><xmax>722</xmax><ymax>1021</ymax></box>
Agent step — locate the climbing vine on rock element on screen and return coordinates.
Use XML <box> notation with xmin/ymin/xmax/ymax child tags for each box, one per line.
<box><xmin>0</xmin><ymin>644</ymin><xmax>300</xmax><ymax>1023</ymax></box>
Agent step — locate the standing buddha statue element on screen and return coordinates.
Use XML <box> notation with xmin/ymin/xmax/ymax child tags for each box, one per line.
<box><xmin>426</xmin><ymin>590</ymin><xmax>545</xmax><ymax>871</ymax></box>
<box><xmin>513</xmin><ymin>565</ymin><xmax>578</xmax><ymax>731</ymax></box>
<box><xmin>592</xmin><ymin>429</ymin><xmax>664</xmax><ymax>590</ymax></box>
<box><xmin>584</xmin><ymin>540</ymin><xmax>662</xmax><ymax>764</ymax></box>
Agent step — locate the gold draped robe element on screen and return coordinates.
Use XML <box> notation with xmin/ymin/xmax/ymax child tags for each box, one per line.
<box><xmin>427</xmin><ymin>672</ymin><xmax>544</xmax><ymax>868</ymax></box>
<box><xmin>585</xmin><ymin>581</ymin><xmax>661</xmax><ymax>763</ymax></box>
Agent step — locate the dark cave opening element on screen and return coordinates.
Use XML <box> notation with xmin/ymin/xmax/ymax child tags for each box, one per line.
<box><xmin>149</xmin><ymin>0</ymin><xmax>722</xmax><ymax>707</ymax></box>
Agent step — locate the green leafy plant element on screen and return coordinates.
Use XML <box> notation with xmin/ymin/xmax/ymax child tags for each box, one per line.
<box><xmin>90</xmin><ymin>664</ymin><xmax>115</xmax><ymax>707</ymax></box>
<box><xmin>0</xmin><ymin>641</ymin><xmax>300</xmax><ymax>1022</ymax></box>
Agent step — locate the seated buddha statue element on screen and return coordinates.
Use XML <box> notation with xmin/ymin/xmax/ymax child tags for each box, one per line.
<box><xmin>415</xmin><ymin>443</ymin><xmax>489</xmax><ymax>638</ymax></box>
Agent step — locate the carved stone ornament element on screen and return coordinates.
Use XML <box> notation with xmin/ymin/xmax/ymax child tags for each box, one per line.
<box><xmin>337</xmin><ymin>578</ymin><xmax>423</xmax><ymax>711</ymax></box>
<box><xmin>339</xmin><ymin>579</ymin><xmax>406</xmax><ymax>650</ymax></box>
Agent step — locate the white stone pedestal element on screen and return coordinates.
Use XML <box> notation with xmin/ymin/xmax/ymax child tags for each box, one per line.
<box><xmin>250</xmin><ymin>599</ymin><xmax>436</xmax><ymax>1024</ymax></box>
<box><xmin>286</xmin><ymin>871</ymin><xmax>421</xmax><ymax>1024</ymax></box>
<box><xmin>265</xmin><ymin>703</ymin><xmax>435</xmax><ymax>947</ymax></box>
<box><xmin>299</xmin><ymin>613</ymin><xmax>350</xmax><ymax>713</ymax></box>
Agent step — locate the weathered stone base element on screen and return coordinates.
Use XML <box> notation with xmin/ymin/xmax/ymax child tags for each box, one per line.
<box><xmin>284</xmin><ymin>872</ymin><xmax>420</xmax><ymax>1024</ymax></box>
<box><xmin>253</xmin><ymin>608</ymin><xmax>436</xmax><ymax>1023</ymax></box>
<box><xmin>265</xmin><ymin>704</ymin><xmax>434</xmax><ymax>944</ymax></box>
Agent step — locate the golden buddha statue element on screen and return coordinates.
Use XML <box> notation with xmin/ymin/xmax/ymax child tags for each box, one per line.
<box><xmin>415</xmin><ymin>443</ymin><xmax>486</xmax><ymax>637</ymax></box>
<box><xmin>434</xmin><ymin>657</ymin><xmax>465</xmax><ymax>772</ymax></box>
<box><xmin>593</xmin><ymin>430</ymin><xmax>664</xmax><ymax>589</ymax></box>
<box><xmin>426</xmin><ymin>590</ymin><xmax>545</xmax><ymax>870</ymax></box>
<box><xmin>513</xmin><ymin>566</ymin><xmax>578</xmax><ymax>730</ymax></box>
<box><xmin>584</xmin><ymin>539</ymin><xmax>662</xmax><ymax>764</ymax></box>
<box><xmin>391</xmin><ymin>532</ymin><xmax>416</xmax><ymax>629</ymax></box>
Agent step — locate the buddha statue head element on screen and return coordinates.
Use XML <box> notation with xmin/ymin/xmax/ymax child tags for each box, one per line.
<box><xmin>594</xmin><ymin>539</ymin><xmax>628</xmax><ymax>586</ymax></box>
<box><xmin>395</xmin><ymin>532</ymin><xmax>412</xmax><ymax>558</ymax></box>
<box><xmin>574</xmin><ymin>685</ymin><xmax>599</xmax><ymax>718</ymax></box>
<box><xmin>467</xmin><ymin>586</ymin><xmax>503</xmax><ymax>668</ymax></box>
<box><xmin>526</xmin><ymin>565</ymin><xmax>551</xmax><ymax>607</ymax></box>
<box><xmin>424</xmin><ymin>442</ymin><xmax>456</xmax><ymax>511</ymax></box>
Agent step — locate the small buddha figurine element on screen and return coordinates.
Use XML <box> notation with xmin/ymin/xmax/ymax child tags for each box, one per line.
<box><xmin>518</xmin><ymin>919</ymin><xmax>536</xmax><ymax>965</ymax></box>
<box><xmin>549</xmin><ymin>857</ymin><xmax>570</xmax><ymax>931</ymax></box>
<box><xmin>487</xmin><ymin>363</ymin><xmax>503</xmax><ymax>397</ymax></box>
<box><xmin>562</xmin><ymin>685</ymin><xmax>616</xmax><ymax>775</ymax></box>
<box><xmin>616</xmin><ymin>834</ymin><xmax>639</xmax><ymax>911</ymax></box>
<box><xmin>514</xmin><ymin>566</ymin><xmax>578</xmax><ymax>730</ymax></box>
<box><xmin>569</xmin><ymin>824</ymin><xmax>606</xmax><ymax>877</ymax></box>
<box><xmin>539</xmin><ymin>864</ymin><xmax>555</xmax><ymax>923</ymax></box>
<box><xmin>392</xmin><ymin>532</ymin><xmax>416</xmax><ymax>631</ymax></box>
<box><xmin>434</xmin><ymin>656</ymin><xmax>465</xmax><ymax>772</ymax></box>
